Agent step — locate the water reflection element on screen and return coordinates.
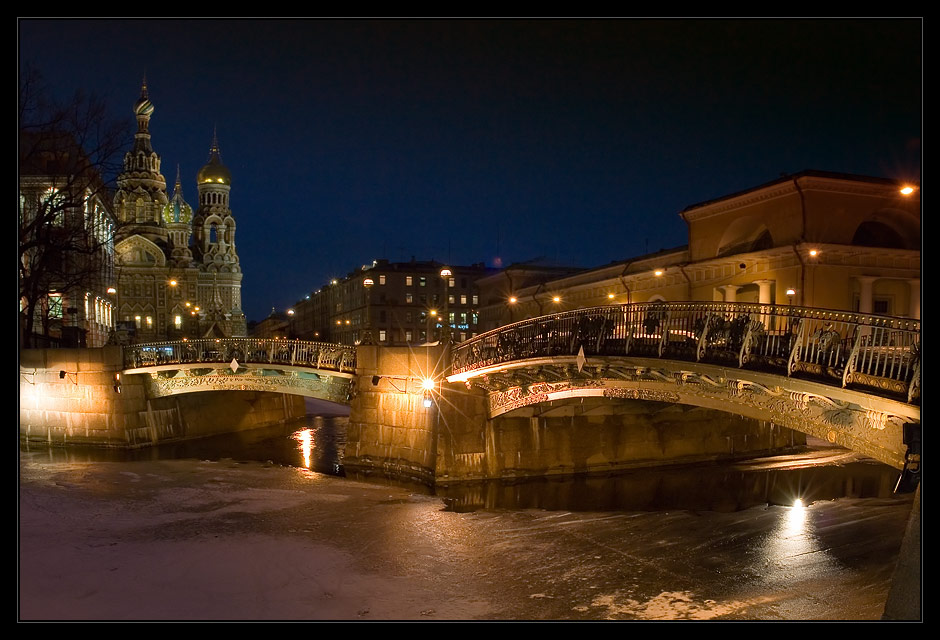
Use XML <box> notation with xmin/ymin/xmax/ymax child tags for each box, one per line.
<box><xmin>293</xmin><ymin>428</ymin><xmax>314</xmax><ymax>468</ymax></box>
<box><xmin>436</xmin><ymin>460</ymin><xmax>900</xmax><ymax>513</ymax></box>
<box><xmin>21</xmin><ymin>415</ymin><xmax>902</xmax><ymax>516</ymax></box>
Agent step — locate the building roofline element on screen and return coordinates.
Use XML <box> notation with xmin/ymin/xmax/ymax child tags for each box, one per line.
<box><xmin>680</xmin><ymin>170</ymin><xmax>916</xmax><ymax>215</ymax></box>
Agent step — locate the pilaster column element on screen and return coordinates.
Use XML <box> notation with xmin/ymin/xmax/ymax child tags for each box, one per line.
<box><xmin>856</xmin><ymin>276</ymin><xmax>877</xmax><ymax>314</ymax></box>
<box><xmin>752</xmin><ymin>279</ymin><xmax>774</xmax><ymax>304</ymax></box>
<box><xmin>720</xmin><ymin>285</ymin><xmax>741</xmax><ymax>303</ymax></box>
<box><xmin>908</xmin><ymin>279</ymin><xmax>920</xmax><ymax>319</ymax></box>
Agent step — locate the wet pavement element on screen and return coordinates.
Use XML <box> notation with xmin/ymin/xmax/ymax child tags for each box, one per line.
<box><xmin>18</xmin><ymin>420</ymin><xmax>916</xmax><ymax>621</ymax></box>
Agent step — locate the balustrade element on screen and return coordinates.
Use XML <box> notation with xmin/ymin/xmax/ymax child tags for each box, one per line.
<box><xmin>124</xmin><ymin>338</ymin><xmax>357</xmax><ymax>374</ymax></box>
<box><xmin>450</xmin><ymin>302</ymin><xmax>920</xmax><ymax>404</ymax></box>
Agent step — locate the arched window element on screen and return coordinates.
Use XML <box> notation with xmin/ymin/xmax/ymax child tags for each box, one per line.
<box><xmin>852</xmin><ymin>221</ymin><xmax>907</xmax><ymax>249</ymax></box>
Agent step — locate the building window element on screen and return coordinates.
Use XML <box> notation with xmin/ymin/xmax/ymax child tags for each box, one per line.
<box><xmin>406</xmin><ymin>293</ymin><xmax>413</xmax><ymax>304</ymax></box>
<box><xmin>449</xmin><ymin>277</ymin><xmax>455</xmax><ymax>288</ymax></box>
<box><xmin>47</xmin><ymin>294</ymin><xmax>63</xmax><ymax>318</ymax></box>
<box><xmin>419</xmin><ymin>277</ymin><xmax>426</xmax><ymax>287</ymax></box>
<box><xmin>146</xmin><ymin>316</ymin><xmax>153</xmax><ymax>328</ymax></box>
<box><xmin>378</xmin><ymin>329</ymin><xmax>387</xmax><ymax>342</ymax></box>
<box><xmin>472</xmin><ymin>295</ymin><xmax>479</xmax><ymax>305</ymax></box>
<box><xmin>406</xmin><ymin>276</ymin><xmax>413</xmax><ymax>286</ymax></box>
<box><xmin>379</xmin><ymin>275</ymin><xmax>386</xmax><ymax>285</ymax></box>
<box><xmin>449</xmin><ymin>294</ymin><xmax>456</xmax><ymax>304</ymax></box>
<box><xmin>405</xmin><ymin>330</ymin><xmax>413</xmax><ymax>342</ymax></box>
<box><xmin>174</xmin><ymin>315</ymin><xmax>183</xmax><ymax>329</ymax></box>
<box><xmin>460</xmin><ymin>294</ymin><xmax>467</xmax><ymax>305</ymax></box>
<box><xmin>134</xmin><ymin>315</ymin><xmax>142</xmax><ymax>328</ymax></box>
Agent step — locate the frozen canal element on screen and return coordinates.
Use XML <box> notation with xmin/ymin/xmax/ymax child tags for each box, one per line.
<box><xmin>19</xmin><ymin>416</ymin><xmax>915</xmax><ymax>621</ymax></box>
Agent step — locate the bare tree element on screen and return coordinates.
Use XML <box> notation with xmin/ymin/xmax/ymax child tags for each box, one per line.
<box><xmin>19</xmin><ymin>67</ymin><xmax>131</xmax><ymax>347</ymax></box>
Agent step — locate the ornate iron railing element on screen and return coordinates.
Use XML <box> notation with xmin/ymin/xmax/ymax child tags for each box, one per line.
<box><xmin>124</xmin><ymin>338</ymin><xmax>357</xmax><ymax>374</ymax></box>
<box><xmin>451</xmin><ymin>302</ymin><xmax>920</xmax><ymax>404</ymax></box>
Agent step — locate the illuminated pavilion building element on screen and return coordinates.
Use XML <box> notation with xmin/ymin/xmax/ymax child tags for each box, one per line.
<box><xmin>478</xmin><ymin>170</ymin><xmax>920</xmax><ymax>328</ymax></box>
<box><xmin>112</xmin><ymin>81</ymin><xmax>246</xmax><ymax>342</ymax></box>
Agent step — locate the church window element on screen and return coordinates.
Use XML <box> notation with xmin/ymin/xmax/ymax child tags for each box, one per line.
<box><xmin>174</xmin><ymin>315</ymin><xmax>182</xmax><ymax>329</ymax></box>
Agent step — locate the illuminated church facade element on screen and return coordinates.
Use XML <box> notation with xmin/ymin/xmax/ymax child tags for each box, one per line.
<box><xmin>113</xmin><ymin>81</ymin><xmax>246</xmax><ymax>342</ymax></box>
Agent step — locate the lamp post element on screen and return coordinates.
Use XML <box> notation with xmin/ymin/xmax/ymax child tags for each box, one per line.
<box><xmin>427</xmin><ymin>308</ymin><xmax>438</xmax><ymax>343</ymax></box>
<box><xmin>440</xmin><ymin>267</ymin><xmax>452</xmax><ymax>345</ymax></box>
<box><xmin>508</xmin><ymin>296</ymin><xmax>517</xmax><ymax>324</ymax></box>
<box><xmin>361</xmin><ymin>277</ymin><xmax>374</xmax><ymax>345</ymax></box>
<box><xmin>286</xmin><ymin>308</ymin><xmax>295</xmax><ymax>339</ymax></box>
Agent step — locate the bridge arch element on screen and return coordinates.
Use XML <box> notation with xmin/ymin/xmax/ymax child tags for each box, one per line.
<box><xmin>448</xmin><ymin>302</ymin><xmax>920</xmax><ymax>470</ymax></box>
<box><xmin>123</xmin><ymin>338</ymin><xmax>357</xmax><ymax>405</ymax></box>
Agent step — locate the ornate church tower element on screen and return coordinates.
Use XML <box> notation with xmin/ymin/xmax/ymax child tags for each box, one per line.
<box><xmin>192</xmin><ymin>131</ymin><xmax>246</xmax><ymax>336</ymax></box>
<box><xmin>163</xmin><ymin>166</ymin><xmax>194</xmax><ymax>267</ymax></box>
<box><xmin>113</xmin><ymin>79</ymin><xmax>169</xmax><ymax>247</ymax></box>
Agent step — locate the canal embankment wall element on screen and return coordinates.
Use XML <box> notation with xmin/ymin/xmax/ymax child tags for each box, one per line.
<box><xmin>344</xmin><ymin>346</ymin><xmax>806</xmax><ymax>483</ymax></box>
<box><xmin>19</xmin><ymin>347</ymin><xmax>306</xmax><ymax>447</ymax></box>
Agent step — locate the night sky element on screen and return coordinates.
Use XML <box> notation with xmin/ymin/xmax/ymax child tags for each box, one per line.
<box><xmin>19</xmin><ymin>19</ymin><xmax>921</xmax><ymax>323</ymax></box>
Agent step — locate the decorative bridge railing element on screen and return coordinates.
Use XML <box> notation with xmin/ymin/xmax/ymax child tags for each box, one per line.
<box><xmin>123</xmin><ymin>338</ymin><xmax>357</xmax><ymax>375</ymax></box>
<box><xmin>451</xmin><ymin>302</ymin><xmax>920</xmax><ymax>404</ymax></box>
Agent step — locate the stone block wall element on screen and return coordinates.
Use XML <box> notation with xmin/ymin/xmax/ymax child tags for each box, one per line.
<box><xmin>20</xmin><ymin>347</ymin><xmax>307</xmax><ymax>447</ymax></box>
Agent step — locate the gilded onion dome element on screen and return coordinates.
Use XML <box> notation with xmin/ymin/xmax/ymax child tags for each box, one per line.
<box><xmin>197</xmin><ymin>129</ymin><xmax>232</xmax><ymax>186</ymax></box>
<box><xmin>134</xmin><ymin>86</ymin><xmax>155</xmax><ymax>118</ymax></box>
<box><xmin>163</xmin><ymin>166</ymin><xmax>193</xmax><ymax>224</ymax></box>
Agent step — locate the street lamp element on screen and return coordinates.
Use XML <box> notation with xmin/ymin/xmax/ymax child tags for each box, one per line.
<box><xmin>286</xmin><ymin>308</ymin><xmax>295</xmax><ymax>339</ymax></box>
<box><xmin>786</xmin><ymin>288</ymin><xmax>796</xmax><ymax>305</ymax></box>
<box><xmin>440</xmin><ymin>267</ymin><xmax>452</xmax><ymax>344</ymax></box>
<box><xmin>427</xmin><ymin>308</ymin><xmax>438</xmax><ymax>343</ymax></box>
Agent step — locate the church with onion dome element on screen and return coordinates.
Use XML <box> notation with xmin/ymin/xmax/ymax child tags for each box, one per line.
<box><xmin>113</xmin><ymin>80</ymin><xmax>247</xmax><ymax>342</ymax></box>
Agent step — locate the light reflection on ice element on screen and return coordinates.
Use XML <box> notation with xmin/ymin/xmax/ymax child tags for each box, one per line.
<box><xmin>757</xmin><ymin>501</ymin><xmax>837</xmax><ymax>584</ymax></box>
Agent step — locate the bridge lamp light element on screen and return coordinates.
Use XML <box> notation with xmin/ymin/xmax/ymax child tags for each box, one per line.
<box><xmin>440</xmin><ymin>267</ymin><xmax>452</xmax><ymax>278</ymax></box>
<box><xmin>900</xmin><ymin>185</ymin><xmax>916</xmax><ymax>196</ymax></box>
<box><xmin>509</xmin><ymin>296</ymin><xmax>517</xmax><ymax>304</ymax></box>
<box><xmin>654</xmin><ymin>269</ymin><xmax>664</xmax><ymax>277</ymax></box>
<box><xmin>106</xmin><ymin>287</ymin><xmax>117</xmax><ymax>295</ymax></box>
<box><xmin>552</xmin><ymin>296</ymin><xmax>561</xmax><ymax>303</ymax></box>
<box><xmin>607</xmin><ymin>293</ymin><xmax>615</xmax><ymax>299</ymax></box>
<box><xmin>168</xmin><ymin>279</ymin><xmax>178</xmax><ymax>287</ymax></box>
<box><xmin>786</xmin><ymin>288</ymin><xmax>796</xmax><ymax>305</ymax></box>
<box><xmin>808</xmin><ymin>249</ymin><xmax>819</xmax><ymax>257</ymax></box>
<box><xmin>421</xmin><ymin>377</ymin><xmax>436</xmax><ymax>391</ymax></box>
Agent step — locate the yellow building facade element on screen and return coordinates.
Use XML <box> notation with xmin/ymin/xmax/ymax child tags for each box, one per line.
<box><xmin>479</xmin><ymin>171</ymin><xmax>920</xmax><ymax>325</ymax></box>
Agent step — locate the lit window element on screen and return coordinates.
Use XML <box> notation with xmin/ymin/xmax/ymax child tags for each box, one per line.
<box><xmin>448</xmin><ymin>295</ymin><xmax>455</xmax><ymax>304</ymax></box>
<box><xmin>48</xmin><ymin>294</ymin><xmax>63</xmax><ymax>318</ymax></box>
<box><xmin>379</xmin><ymin>275</ymin><xmax>386</xmax><ymax>285</ymax></box>
<box><xmin>146</xmin><ymin>316</ymin><xmax>153</xmax><ymax>328</ymax></box>
<box><xmin>406</xmin><ymin>276</ymin><xmax>413</xmax><ymax>286</ymax></box>
<box><xmin>460</xmin><ymin>295</ymin><xmax>467</xmax><ymax>305</ymax></box>
<box><xmin>472</xmin><ymin>295</ymin><xmax>479</xmax><ymax>305</ymax></box>
<box><xmin>406</xmin><ymin>293</ymin><xmax>413</xmax><ymax>304</ymax></box>
<box><xmin>378</xmin><ymin>329</ymin><xmax>387</xmax><ymax>342</ymax></box>
<box><xmin>405</xmin><ymin>330</ymin><xmax>413</xmax><ymax>342</ymax></box>
<box><xmin>134</xmin><ymin>315</ymin><xmax>142</xmax><ymax>328</ymax></box>
<box><xmin>419</xmin><ymin>277</ymin><xmax>426</xmax><ymax>287</ymax></box>
<box><xmin>174</xmin><ymin>315</ymin><xmax>182</xmax><ymax>329</ymax></box>
<box><xmin>449</xmin><ymin>277</ymin><xmax>455</xmax><ymax>288</ymax></box>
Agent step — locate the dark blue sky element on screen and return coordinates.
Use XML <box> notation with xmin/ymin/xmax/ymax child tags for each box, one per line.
<box><xmin>19</xmin><ymin>19</ymin><xmax>921</xmax><ymax>323</ymax></box>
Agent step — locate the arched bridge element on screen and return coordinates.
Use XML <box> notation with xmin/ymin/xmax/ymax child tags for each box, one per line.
<box><xmin>123</xmin><ymin>338</ymin><xmax>357</xmax><ymax>405</ymax></box>
<box><xmin>447</xmin><ymin>302</ymin><xmax>920</xmax><ymax>470</ymax></box>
